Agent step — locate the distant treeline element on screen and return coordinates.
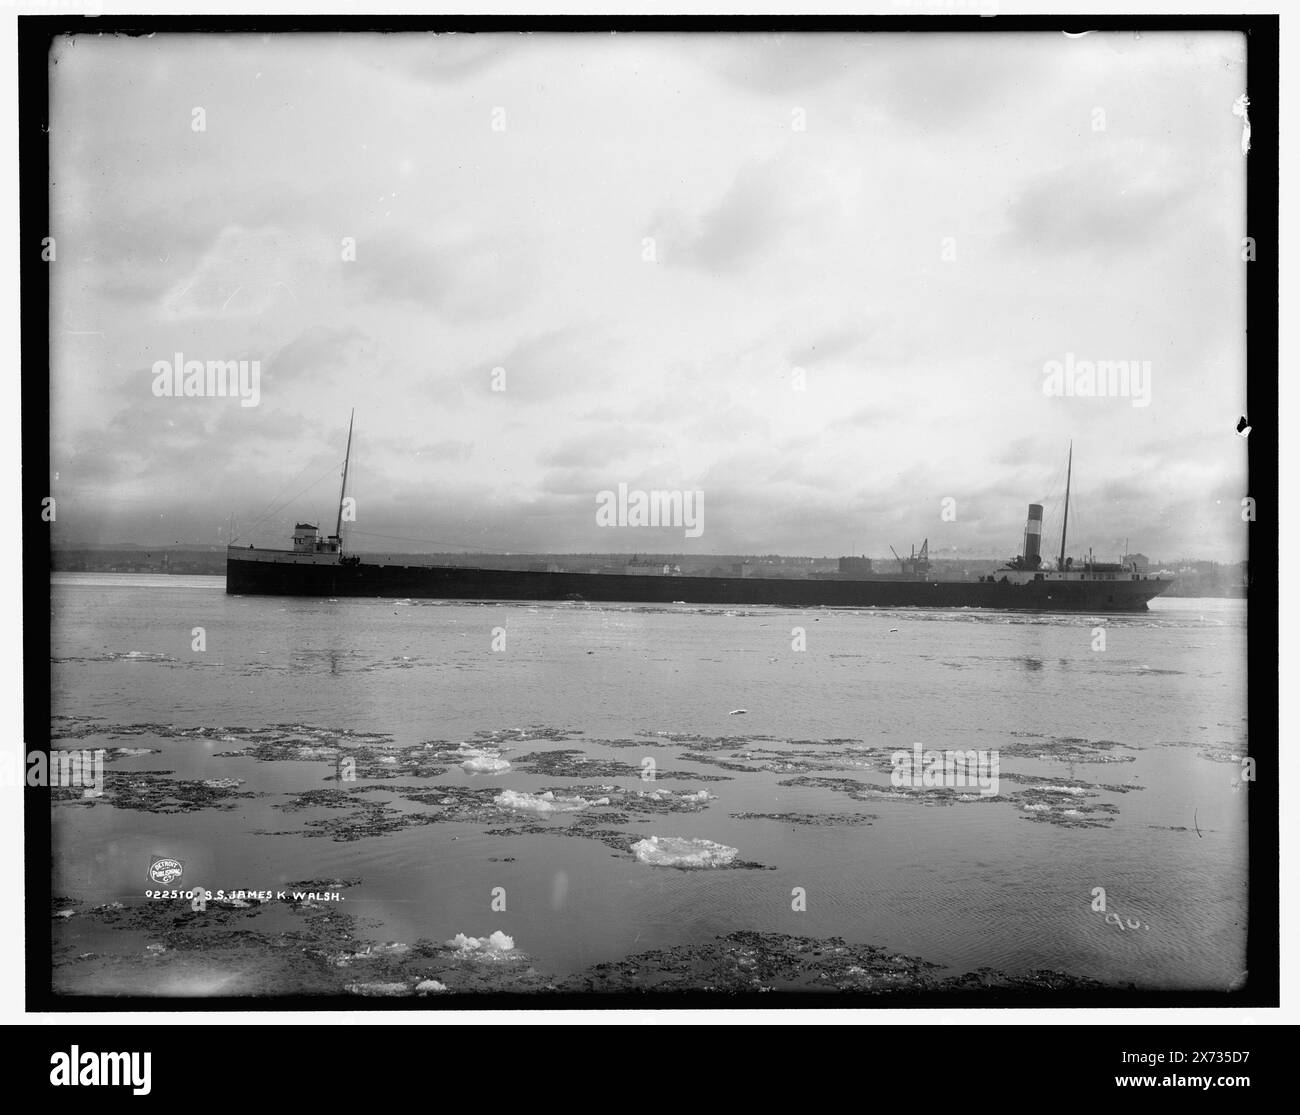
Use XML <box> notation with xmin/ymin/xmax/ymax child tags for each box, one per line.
<box><xmin>53</xmin><ymin>547</ymin><xmax>228</xmax><ymax>574</ymax></box>
<box><xmin>1158</xmin><ymin>564</ymin><xmax>1249</xmax><ymax>598</ymax></box>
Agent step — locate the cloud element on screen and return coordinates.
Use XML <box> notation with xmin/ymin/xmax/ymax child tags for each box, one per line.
<box><xmin>787</xmin><ymin>327</ymin><xmax>875</xmax><ymax>369</ymax></box>
<box><xmin>540</xmin><ymin>426</ymin><xmax>660</xmax><ymax>469</ymax></box>
<box><xmin>268</xmin><ymin>324</ymin><xmax>373</xmax><ymax>385</ymax></box>
<box><xmin>160</xmin><ymin>225</ymin><xmax>329</xmax><ymax>318</ymax></box>
<box><xmin>359</xmin><ymin>35</ymin><xmax>515</xmax><ymax>87</ymax></box>
<box><xmin>483</xmin><ymin>326</ymin><xmax>619</xmax><ymax>403</ymax></box>
<box><xmin>692</xmin><ymin>33</ymin><xmax>1050</xmax><ymax>131</ymax></box>
<box><xmin>651</xmin><ymin>159</ymin><xmax>816</xmax><ymax>274</ymax></box>
<box><xmin>1003</xmin><ymin>156</ymin><xmax>1194</xmax><ymax>255</ymax></box>
<box><xmin>826</xmin><ymin>405</ymin><xmax>891</xmax><ymax>432</ymax></box>
<box><xmin>412</xmin><ymin>439</ymin><xmax>475</xmax><ymax>462</ymax></box>
<box><xmin>694</xmin><ymin>34</ymin><xmax>866</xmax><ymax>95</ymax></box>
<box><xmin>342</xmin><ymin>227</ymin><xmax>537</xmax><ymax>319</ymax></box>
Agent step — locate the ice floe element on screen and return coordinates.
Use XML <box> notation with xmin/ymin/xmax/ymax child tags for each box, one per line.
<box><xmin>458</xmin><ymin>744</ymin><xmax>511</xmax><ymax>774</ymax></box>
<box><xmin>494</xmin><ymin>789</ymin><xmax>590</xmax><ymax>814</ymax></box>
<box><xmin>345</xmin><ymin>981</ymin><xmax>409</xmax><ymax>996</ymax></box>
<box><xmin>333</xmin><ymin>941</ymin><xmax>411</xmax><ymax>966</ymax></box>
<box><xmin>630</xmin><ymin>835</ymin><xmax>739</xmax><ymax>868</ymax></box>
<box><xmin>446</xmin><ymin>931</ymin><xmax>515</xmax><ymax>955</ymax></box>
<box><xmin>637</xmin><ymin>788</ymin><xmax>711</xmax><ymax>805</ymax></box>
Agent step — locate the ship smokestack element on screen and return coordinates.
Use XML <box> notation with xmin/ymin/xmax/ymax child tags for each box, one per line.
<box><xmin>1023</xmin><ymin>503</ymin><xmax>1044</xmax><ymax>569</ymax></box>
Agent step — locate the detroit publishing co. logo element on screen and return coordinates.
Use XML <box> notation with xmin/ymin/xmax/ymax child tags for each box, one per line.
<box><xmin>147</xmin><ymin>856</ymin><xmax>183</xmax><ymax>886</ymax></box>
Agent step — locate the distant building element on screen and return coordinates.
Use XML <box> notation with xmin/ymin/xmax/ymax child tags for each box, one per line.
<box><xmin>838</xmin><ymin>556</ymin><xmax>874</xmax><ymax>576</ymax></box>
<box><xmin>625</xmin><ymin>559</ymin><xmax>678</xmax><ymax>576</ymax></box>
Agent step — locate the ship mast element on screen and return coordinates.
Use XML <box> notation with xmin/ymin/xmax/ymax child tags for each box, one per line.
<box><xmin>334</xmin><ymin>408</ymin><xmax>355</xmax><ymax>550</ymax></box>
<box><xmin>1058</xmin><ymin>440</ymin><xmax>1072</xmax><ymax>571</ymax></box>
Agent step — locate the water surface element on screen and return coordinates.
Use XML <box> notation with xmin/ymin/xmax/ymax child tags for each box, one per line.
<box><xmin>49</xmin><ymin>573</ymin><xmax>1249</xmax><ymax>994</ymax></box>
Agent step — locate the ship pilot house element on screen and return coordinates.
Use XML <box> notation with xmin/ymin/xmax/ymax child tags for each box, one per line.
<box><xmin>291</xmin><ymin>523</ymin><xmax>341</xmax><ymax>555</ymax></box>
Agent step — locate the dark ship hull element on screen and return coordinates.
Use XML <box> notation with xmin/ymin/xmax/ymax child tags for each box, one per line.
<box><xmin>228</xmin><ymin>424</ymin><xmax>1173</xmax><ymax>612</ymax></box>
<box><xmin>225</xmin><ymin>550</ymin><xmax>1172</xmax><ymax>612</ymax></box>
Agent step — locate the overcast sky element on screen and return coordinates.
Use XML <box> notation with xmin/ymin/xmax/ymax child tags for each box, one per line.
<box><xmin>49</xmin><ymin>31</ymin><xmax>1250</xmax><ymax>561</ymax></box>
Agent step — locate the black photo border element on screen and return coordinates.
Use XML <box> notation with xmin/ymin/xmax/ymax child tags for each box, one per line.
<box><xmin>20</xmin><ymin>11</ymin><xmax>1280</xmax><ymax>1013</ymax></box>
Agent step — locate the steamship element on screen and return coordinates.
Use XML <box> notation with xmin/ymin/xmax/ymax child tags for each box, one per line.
<box><xmin>226</xmin><ymin>417</ymin><xmax>1174</xmax><ymax>612</ymax></box>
